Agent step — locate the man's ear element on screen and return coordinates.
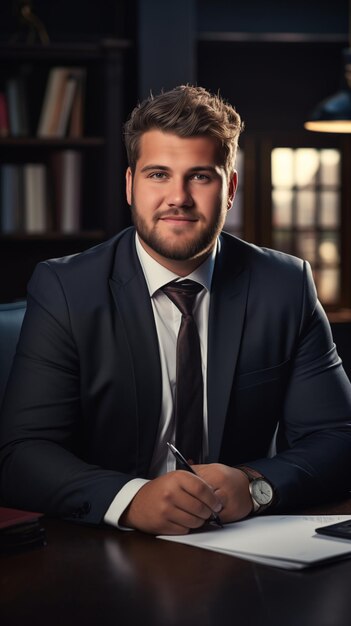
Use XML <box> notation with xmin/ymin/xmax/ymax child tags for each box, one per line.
<box><xmin>227</xmin><ymin>170</ymin><xmax>238</xmax><ymax>210</ymax></box>
<box><xmin>126</xmin><ymin>167</ymin><xmax>133</xmax><ymax>206</ymax></box>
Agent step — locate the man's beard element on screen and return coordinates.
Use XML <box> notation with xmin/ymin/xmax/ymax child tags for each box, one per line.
<box><xmin>130</xmin><ymin>205</ymin><xmax>225</xmax><ymax>262</ymax></box>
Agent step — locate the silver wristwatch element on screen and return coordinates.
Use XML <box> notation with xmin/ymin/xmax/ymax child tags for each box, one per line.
<box><xmin>237</xmin><ymin>466</ymin><xmax>275</xmax><ymax>514</ymax></box>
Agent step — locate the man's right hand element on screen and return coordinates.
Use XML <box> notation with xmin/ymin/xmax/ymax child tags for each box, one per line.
<box><xmin>120</xmin><ymin>471</ymin><xmax>223</xmax><ymax>535</ymax></box>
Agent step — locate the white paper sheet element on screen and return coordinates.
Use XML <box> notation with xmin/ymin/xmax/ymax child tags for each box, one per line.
<box><xmin>158</xmin><ymin>515</ymin><xmax>351</xmax><ymax>570</ymax></box>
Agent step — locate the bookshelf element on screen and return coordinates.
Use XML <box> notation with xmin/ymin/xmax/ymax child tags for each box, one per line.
<box><xmin>0</xmin><ymin>40</ymin><xmax>131</xmax><ymax>302</ymax></box>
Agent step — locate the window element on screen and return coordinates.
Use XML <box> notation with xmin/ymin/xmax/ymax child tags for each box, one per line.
<box><xmin>220</xmin><ymin>135</ymin><xmax>349</xmax><ymax>313</ymax></box>
<box><xmin>271</xmin><ymin>147</ymin><xmax>341</xmax><ymax>306</ymax></box>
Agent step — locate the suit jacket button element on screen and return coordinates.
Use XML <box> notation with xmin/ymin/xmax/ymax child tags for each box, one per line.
<box><xmin>81</xmin><ymin>501</ymin><xmax>91</xmax><ymax>515</ymax></box>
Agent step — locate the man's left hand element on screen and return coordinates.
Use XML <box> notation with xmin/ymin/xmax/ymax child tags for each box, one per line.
<box><xmin>192</xmin><ymin>463</ymin><xmax>253</xmax><ymax>523</ymax></box>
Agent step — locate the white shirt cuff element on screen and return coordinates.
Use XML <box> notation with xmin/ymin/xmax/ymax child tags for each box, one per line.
<box><xmin>103</xmin><ymin>478</ymin><xmax>150</xmax><ymax>530</ymax></box>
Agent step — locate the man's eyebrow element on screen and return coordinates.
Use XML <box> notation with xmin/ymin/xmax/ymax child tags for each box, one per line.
<box><xmin>188</xmin><ymin>166</ymin><xmax>219</xmax><ymax>173</ymax></box>
<box><xmin>140</xmin><ymin>165</ymin><xmax>219</xmax><ymax>173</ymax></box>
<box><xmin>140</xmin><ymin>165</ymin><xmax>170</xmax><ymax>173</ymax></box>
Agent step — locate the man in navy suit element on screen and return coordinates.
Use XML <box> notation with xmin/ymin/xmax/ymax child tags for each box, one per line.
<box><xmin>1</xmin><ymin>86</ymin><xmax>351</xmax><ymax>534</ymax></box>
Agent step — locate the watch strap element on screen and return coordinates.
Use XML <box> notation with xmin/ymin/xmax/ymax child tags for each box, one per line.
<box><xmin>236</xmin><ymin>466</ymin><xmax>264</xmax><ymax>481</ymax></box>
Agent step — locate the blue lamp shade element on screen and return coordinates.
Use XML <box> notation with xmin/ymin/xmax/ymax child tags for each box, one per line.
<box><xmin>305</xmin><ymin>49</ymin><xmax>351</xmax><ymax>133</ymax></box>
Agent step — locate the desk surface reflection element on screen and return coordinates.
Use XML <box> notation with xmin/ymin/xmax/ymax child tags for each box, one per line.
<box><xmin>1</xmin><ymin>499</ymin><xmax>351</xmax><ymax>626</ymax></box>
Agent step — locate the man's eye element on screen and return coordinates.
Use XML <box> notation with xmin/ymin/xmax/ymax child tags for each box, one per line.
<box><xmin>149</xmin><ymin>172</ymin><xmax>167</xmax><ymax>180</ymax></box>
<box><xmin>192</xmin><ymin>173</ymin><xmax>210</xmax><ymax>182</ymax></box>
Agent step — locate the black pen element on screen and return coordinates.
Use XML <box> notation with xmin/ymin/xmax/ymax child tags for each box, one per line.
<box><xmin>167</xmin><ymin>442</ymin><xmax>223</xmax><ymax>528</ymax></box>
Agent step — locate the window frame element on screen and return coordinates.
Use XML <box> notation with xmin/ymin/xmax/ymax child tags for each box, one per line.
<box><xmin>234</xmin><ymin>132</ymin><xmax>351</xmax><ymax>313</ymax></box>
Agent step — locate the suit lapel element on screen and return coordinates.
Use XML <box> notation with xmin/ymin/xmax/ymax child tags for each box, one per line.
<box><xmin>109</xmin><ymin>229</ymin><xmax>162</xmax><ymax>475</ymax></box>
<box><xmin>207</xmin><ymin>235</ymin><xmax>251</xmax><ymax>462</ymax></box>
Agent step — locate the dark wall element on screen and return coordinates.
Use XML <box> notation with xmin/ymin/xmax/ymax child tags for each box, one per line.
<box><xmin>197</xmin><ymin>0</ymin><xmax>348</xmax><ymax>34</ymax></box>
<box><xmin>198</xmin><ymin>40</ymin><xmax>346</xmax><ymax>133</ymax></box>
<box><xmin>196</xmin><ymin>0</ymin><xmax>349</xmax><ymax>133</ymax></box>
<box><xmin>0</xmin><ymin>1</ymin><xmax>136</xmax><ymax>41</ymax></box>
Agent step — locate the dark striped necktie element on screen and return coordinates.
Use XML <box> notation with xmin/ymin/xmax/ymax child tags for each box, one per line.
<box><xmin>162</xmin><ymin>279</ymin><xmax>204</xmax><ymax>464</ymax></box>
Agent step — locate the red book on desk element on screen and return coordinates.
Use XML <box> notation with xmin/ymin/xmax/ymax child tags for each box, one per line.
<box><xmin>0</xmin><ymin>507</ymin><xmax>46</xmax><ymax>552</ymax></box>
<box><xmin>0</xmin><ymin>506</ymin><xmax>43</xmax><ymax>529</ymax></box>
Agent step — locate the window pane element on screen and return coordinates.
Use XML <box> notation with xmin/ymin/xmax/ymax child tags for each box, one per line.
<box><xmin>295</xmin><ymin>149</ymin><xmax>319</xmax><ymax>188</ymax></box>
<box><xmin>272</xmin><ymin>148</ymin><xmax>294</xmax><ymax>187</ymax></box>
<box><xmin>318</xmin><ymin>233</ymin><xmax>340</xmax><ymax>265</ymax></box>
<box><xmin>272</xmin><ymin>189</ymin><xmax>293</xmax><ymax>227</ymax></box>
<box><xmin>319</xmin><ymin>191</ymin><xmax>340</xmax><ymax>227</ymax></box>
<box><xmin>296</xmin><ymin>232</ymin><xmax>317</xmax><ymax>265</ymax></box>
<box><xmin>296</xmin><ymin>190</ymin><xmax>316</xmax><ymax>227</ymax></box>
<box><xmin>317</xmin><ymin>268</ymin><xmax>340</xmax><ymax>305</ymax></box>
<box><xmin>273</xmin><ymin>231</ymin><xmax>293</xmax><ymax>254</ymax></box>
<box><xmin>320</xmin><ymin>149</ymin><xmax>341</xmax><ymax>186</ymax></box>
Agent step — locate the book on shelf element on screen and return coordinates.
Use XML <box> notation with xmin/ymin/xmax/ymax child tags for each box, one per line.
<box><xmin>23</xmin><ymin>164</ymin><xmax>48</xmax><ymax>233</ymax></box>
<box><xmin>0</xmin><ymin>152</ymin><xmax>83</xmax><ymax>235</ymax></box>
<box><xmin>0</xmin><ymin>164</ymin><xmax>24</xmax><ymax>233</ymax></box>
<box><xmin>0</xmin><ymin>92</ymin><xmax>9</xmax><ymax>137</ymax></box>
<box><xmin>37</xmin><ymin>67</ymin><xmax>68</xmax><ymax>137</ymax></box>
<box><xmin>68</xmin><ymin>68</ymin><xmax>86</xmax><ymax>138</ymax></box>
<box><xmin>50</xmin><ymin>150</ymin><xmax>82</xmax><ymax>232</ymax></box>
<box><xmin>5</xmin><ymin>76</ymin><xmax>29</xmax><ymax>137</ymax></box>
<box><xmin>37</xmin><ymin>67</ymin><xmax>86</xmax><ymax>138</ymax></box>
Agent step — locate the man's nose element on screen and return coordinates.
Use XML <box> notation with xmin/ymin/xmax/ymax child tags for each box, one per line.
<box><xmin>166</xmin><ymin>179</ymin><xmax>194</xmax><ymax>208</ymax></box>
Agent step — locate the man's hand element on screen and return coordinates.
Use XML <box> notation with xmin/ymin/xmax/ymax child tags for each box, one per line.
<box><xmin>192</xmin><ymin>463</ymin><xmax>253</xmax><ymax>523</ymax></box>
<box><xmin>120</xmin><ymin>471</ymin><xmax>223</xmax><ymax>535</ymax></box>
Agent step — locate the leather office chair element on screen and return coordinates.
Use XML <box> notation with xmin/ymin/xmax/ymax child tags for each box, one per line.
<box><xmin>0</xmin><ymin>301</ymin><xmax>26</xmax><ymax>408</ymax></box>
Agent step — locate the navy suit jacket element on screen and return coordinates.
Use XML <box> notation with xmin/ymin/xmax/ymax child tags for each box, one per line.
<box><xmin>1</xmin><ymin>227</ymin><xmax>351</xmax><ymax>524</ymax></box>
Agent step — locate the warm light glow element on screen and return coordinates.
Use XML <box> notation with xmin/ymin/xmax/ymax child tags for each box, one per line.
<box><xmin>320</xmin><ymin>150</ymin><xmax>341</xmax><ymax>186</ymax></box>
<box><xmin>317</xmin><ymin>268</ymin><xmax>340</xmax><ymax>304</ymax></box>
<box><xmin>319</xmin><ymin>240</ymin><xmax>340</xmax><ymax>264</ymax></box>
<box><xmin>304</xmin><ymin>120</ymin><xmax>351</xmax><ymax>133</ymax></box>
<box><xmin>271</xmin><ymin>149</ymin><xmax>294</xmax><ymax>186</ymax></box>
<box><xmin>295</xmin><ymin>149</ymin><xmax>319</xmax><ymax>186</ymax></box>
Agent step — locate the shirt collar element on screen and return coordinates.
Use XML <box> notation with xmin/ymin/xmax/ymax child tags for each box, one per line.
<box><xmin>135</xmin><ymin>233</ymin><xmax>217</xmax><ymax>297</ymax></box>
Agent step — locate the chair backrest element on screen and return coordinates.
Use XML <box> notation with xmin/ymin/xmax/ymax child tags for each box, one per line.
<box><xmin>0</xmin><ymin>301</ymin><xmax>26</xmax><ymax>407</ymax></box>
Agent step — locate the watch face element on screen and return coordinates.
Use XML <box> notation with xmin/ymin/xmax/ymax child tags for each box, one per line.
<box><xmin>251</xmin><ymin>479</ymin><xmax>273</xmax><ymax>506</ymax></box>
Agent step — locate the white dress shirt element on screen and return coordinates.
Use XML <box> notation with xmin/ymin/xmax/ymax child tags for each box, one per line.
<box><xmin>104</xmin><ymin>234</ymin><xmax>217</xmax><ymax>528</ymax></box>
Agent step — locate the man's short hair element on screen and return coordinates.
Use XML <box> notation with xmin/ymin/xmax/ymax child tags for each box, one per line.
<box><xmin>123</xmin><ymin>85</ymin><xmax>243</xmax><ymax>176</ymax></box>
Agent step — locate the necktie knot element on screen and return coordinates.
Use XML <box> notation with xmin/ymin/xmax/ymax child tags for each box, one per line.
<box><xmin>162</xmin><ymin>280</ymin><xmax>203</xmax><ymax>317</ymax></box>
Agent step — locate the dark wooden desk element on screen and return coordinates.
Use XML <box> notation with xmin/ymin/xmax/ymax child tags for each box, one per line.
<box><xmin>1</xmin><ymin>500</ymin><xmax>351</xmax><ymax>626</ymax></box>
